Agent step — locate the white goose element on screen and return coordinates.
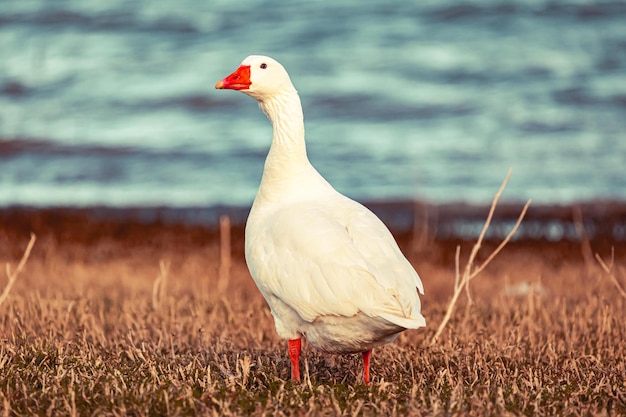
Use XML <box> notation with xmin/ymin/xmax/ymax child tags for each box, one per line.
<box><xmin>216</xmin><ymin>55</ymin><xmax>425</xmax><ymax>383</ymax></box>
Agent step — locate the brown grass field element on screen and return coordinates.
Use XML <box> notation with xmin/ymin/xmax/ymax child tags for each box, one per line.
<box><xmin>1</xmin><ymin>208</ymin><xmax>625</xmax><ymax>416</ymax></box>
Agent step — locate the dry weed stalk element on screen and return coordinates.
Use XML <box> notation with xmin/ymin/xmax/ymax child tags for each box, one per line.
<box><xmin>218</xmin><ymin>215</ymin><xmax>232</xmax><ymax>292</ymax></box>
<box><xmin>430</xmin><ymin>168</ymin><xmax>531</xmax><ymax>345</ymax></box>
<box><xmin>0</xmin><ymin>233</ymin><xmax>36</xmax><ymax>308</ymax></box>
<box><xmin>595</xmin><ymin>249</ymin><xmax>626</xmax><ymax>300</ymax></box>
<box><xmin>412</xmin><ymin>201</ymin><xmax>435</xmax><ymax>252</ymax></box>
<box><xmin>573</xmin><ymin>206</ymin><xmax>594</xmax><ymax>268</ymax></box>
<box><xmin>152</xmin><ymin>259</ymin><xmax>171</xmax><ymax>311</ymax></box>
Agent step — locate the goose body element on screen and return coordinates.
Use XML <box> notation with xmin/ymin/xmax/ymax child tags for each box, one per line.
<box><xmin>216</xmin><ymin>55</ymin><xmax>425</xmax><ymax>382</ymax></box>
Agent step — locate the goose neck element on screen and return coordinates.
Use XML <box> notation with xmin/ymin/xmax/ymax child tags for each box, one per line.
<box><xmin>255</xmin><ymin>89</ymin><xmax>318</xmax><ymax>202</ymax></box>
<box><xmin>259</xmin><ymin>90</ymin><xmax>306</xmax><ymax>157</ymax></box>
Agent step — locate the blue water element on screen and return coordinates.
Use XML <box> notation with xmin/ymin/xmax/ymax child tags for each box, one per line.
<box><xmin>1</xmin><ymin>0</ymin><xmax>625</xmax><ymax>208</ymax></box>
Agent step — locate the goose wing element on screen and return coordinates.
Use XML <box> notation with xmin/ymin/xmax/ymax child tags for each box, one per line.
<box><xmin>246</xmin><ymin>197</ymin><xmax>425</xmax><ymax>329</ymax></box>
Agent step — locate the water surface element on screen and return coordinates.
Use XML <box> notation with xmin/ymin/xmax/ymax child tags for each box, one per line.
<box><xmin>1</xmin><ymin>0</ymin><xmax>625</xmax><ymax>207</ymax></box>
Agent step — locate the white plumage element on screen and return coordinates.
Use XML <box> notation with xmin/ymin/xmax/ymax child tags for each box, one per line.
<box><xmin>216</xmin><ymin>55</ymin><xmax>425</xmax><ymax>382</ymax></box>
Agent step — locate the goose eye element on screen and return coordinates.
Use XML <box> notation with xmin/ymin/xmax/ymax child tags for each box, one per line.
<box><xmin>260</xmin><ymin>63</ymin><xmax>267</xmax><ymax>69</ymax></box>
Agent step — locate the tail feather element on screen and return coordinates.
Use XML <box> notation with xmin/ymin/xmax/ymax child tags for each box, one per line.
<box><xmin>380</xmin><ymin>312</ymin><xmax>426</xmax><ymax>329</ymax></box>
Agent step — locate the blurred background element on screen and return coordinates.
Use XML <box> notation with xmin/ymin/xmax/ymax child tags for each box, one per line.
<box><xmin>1</xmin><ymin>0</ymin><xmax>625</xmax><ymax>209</ymax></box>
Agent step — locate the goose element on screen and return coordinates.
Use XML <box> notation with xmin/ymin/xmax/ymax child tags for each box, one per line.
<box><xmin>215</xmin><ymin>55</ymin><xmax>425</xmax><ymax>383</ymax></box>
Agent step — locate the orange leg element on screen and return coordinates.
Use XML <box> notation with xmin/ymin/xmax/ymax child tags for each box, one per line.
<box><xmin>288</xmin><ymin>339</ymin><xmax>301</xmax><ymax>382</ymax></box>
<box><xmin>362</xmin><ymin>349</ymin><xmax>372</xmax><ymax>383</ymax></box>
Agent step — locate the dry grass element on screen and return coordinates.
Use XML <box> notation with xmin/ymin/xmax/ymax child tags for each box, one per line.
<box><xmin>1</xmin><ymin>214</ymin><xmax>625</xmax><ymax>416</ymax></box>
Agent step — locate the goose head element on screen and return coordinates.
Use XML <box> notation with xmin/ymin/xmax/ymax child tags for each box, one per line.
<box><xmin>215</xmin><ymin>55</ymin><xmax>295</xmax><ymax>100</ymax></box>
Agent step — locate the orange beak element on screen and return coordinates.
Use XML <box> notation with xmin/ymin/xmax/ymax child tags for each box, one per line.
<box><xmin>215</xmin><ymin>65</ymin><xmax>251</xmax><ymax>90</ymax></box>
